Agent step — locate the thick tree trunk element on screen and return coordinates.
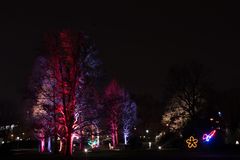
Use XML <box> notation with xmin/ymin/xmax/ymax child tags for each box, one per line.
<box><xmin>53</xmin><ymin>135</ymin><xmax>59</xmax><ymax>154</ymax></box>
<box><xmin>96</xmin><ymin>129</ymin><xmax>100</xmax><ymax>147</ymax></box>
<box><xmin>124</xmin><ymin>134</ymin><xmax>127</xmax><ymax>145</ymax></box>
<box><xmin>115</xmin><ymin>125</ymin><xmax>118</xmax><ymax>145</ymax></box>
<box><xmin>111</xmin><ymin>122</ymin><xmax>115</xmax><ymax>148</ymax></box>
<box><xmin>65</xmin><ymin>130</ymin><xmax>73</xmax><ymax>156</ymax></box>
<box><xmin>47</xmin><ymin>137</ymin><xmax>52</xmax><ymax>152</ymax></box>
<box><xmin>40</xmin><ymin>138</ymin><xmax>45</xmax><ymax>152</ymax></box>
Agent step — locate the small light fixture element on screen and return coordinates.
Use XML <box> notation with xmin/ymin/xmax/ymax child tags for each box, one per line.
<box><xmin>84</xmin><ymin>148</ymin><xmax>88</xmax><ymax>153</ymax></box>
<box><xmin>148</xmin><ymin>142</ymin><xmax>152</xmax><ymax>149</ymax></box>
<box><xmin>218</xmin><ymin>112</ymin><xmax>222</xmax><ymax>116</ymax></box>
<box><xmin>236</xmin><ymin>140</ymin><xmax>239</xmax><ymax>145</ymax></box>
<box><xmin>158</xmin><ymin>146</ymin><xmax>162</xmax><ymax>150</ymax></box>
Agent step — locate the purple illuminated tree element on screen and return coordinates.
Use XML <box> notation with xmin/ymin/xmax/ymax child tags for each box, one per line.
<box><xmin>103</xmin><ymin>80</ymin><xmax>137</xmax><ymax>147</ymax></box>
<box><xmin>122</xmin><ymin>92</ymin><xmax>137</xmax><ymax>145</ymax></box>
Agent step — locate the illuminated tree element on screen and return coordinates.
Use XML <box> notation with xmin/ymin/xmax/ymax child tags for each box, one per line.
<box><xmin>122</xmin><ymin>93</ymin><xmax>137</xmax><ymax>145</ymax></box>
<box><xmin>30</xmin><ymin>29</ymin><xmax>101</xmax><ymax>155</ymax></box>
<box><xmin>164</xmin><ymin>63</ymin><xmax>209</xmax><ymax>118</ymax></box>
<box><xmin>161</xmin><ymin>62</ymin><xmax>209</xmax><ymax>134</ymax></box>
<box><xmin>103</xmin><ymin>80</ymin><xmax>137</xmax><ymax>147</ymax></box>
<box><xmin>30</xmin><ymin>57</ymin><xmax>56</xmax><ymax>153</ymax></box>
<box><xmin>73</xmin><ymin>85</ymin><xmax>101</xmax><ymax>150</ymax></box>
<box><xmin>161</xmin><ymin>97</ymin><xmax>190</xmax><ymax>133</ymax></box>
<box><xmin>104</xmin><ymin>80</ymin><xmax>124</xmax><ymax>148</ymax></box>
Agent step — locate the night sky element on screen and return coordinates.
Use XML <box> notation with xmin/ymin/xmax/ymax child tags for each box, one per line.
<box><xmin>1</xmin><ymin>2</ymin><xmax>240</xmax><ymax>121</ymax></box>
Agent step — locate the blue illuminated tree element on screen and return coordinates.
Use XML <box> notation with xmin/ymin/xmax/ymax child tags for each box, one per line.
<box><xmin>122</xmin><ymin>92</ymin><xmax>137</xmax><ymax>145</ymax></box>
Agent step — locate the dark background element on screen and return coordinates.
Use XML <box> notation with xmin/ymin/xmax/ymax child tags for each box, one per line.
<box><xmin>0</xmin><ymin>1</ymin><xmax>240</xmax><ymax>123</ymax></box>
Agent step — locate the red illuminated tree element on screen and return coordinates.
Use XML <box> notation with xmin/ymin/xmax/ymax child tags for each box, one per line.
<box><xmin>103</xmin><ymin>80</ymin><xmax>137</xmax><ymax>148</ymax></box>
<box><xmin>30</xmin><ymin>29</ymin><xmax>101</xmax><ymax>155</ymax></box>
<box><xmin>103</xmin><ymin>80</ymin><xmax>124</xmax><ymax>148</ymax></box>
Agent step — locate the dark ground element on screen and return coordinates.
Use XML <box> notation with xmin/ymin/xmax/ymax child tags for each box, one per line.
<box><xmin>1</xmin><ymin>150</ymin><xmax>240</xmax><ymax>160</ymax></box>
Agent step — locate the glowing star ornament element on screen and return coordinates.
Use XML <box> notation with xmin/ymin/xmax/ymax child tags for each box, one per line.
<box><xmin>186</xmin><ymin>136</ymin><xmax>198</xmax><ymax>149</ymax></box>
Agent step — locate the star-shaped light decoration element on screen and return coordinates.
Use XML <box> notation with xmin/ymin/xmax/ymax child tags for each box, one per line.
<box><xmin>186</xmin><ymin>136</ymin><xmax>198</xmax><ymax>149</ymax></box>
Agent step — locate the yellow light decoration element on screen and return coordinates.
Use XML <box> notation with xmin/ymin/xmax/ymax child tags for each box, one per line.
<box><xmin>186</xmin><ymin>136</ymin><xmax>198</xmax><ymax>149</ymax></box>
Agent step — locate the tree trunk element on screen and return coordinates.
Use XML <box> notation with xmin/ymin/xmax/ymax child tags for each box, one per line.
<box><xmin>115</xmin><ymin>126</ymin><xmax>118</xmax><ymax>145</ymax></box>
<box><xmin>53</xmin><ymin>135</ymin><xmax>59</xmax><ymax>154</ymax></box>
<box><xmin>47</xmin><ymin>137</ymin><xmax>52</xmax><ymax>152</ymax></box>
<box><xmin>40</xmin><ymin>138</ymin><xmax>45</xmax><ymax>152</ymax></box>
<box><xmin>111</xmin><ymin>122</ymin><xmax>115</xmax><ymax>148</ymax></box>
<box><xmin>65</xmin><ymin>130</ymin><xmax>73</xmax><ymax>156</ymax></box>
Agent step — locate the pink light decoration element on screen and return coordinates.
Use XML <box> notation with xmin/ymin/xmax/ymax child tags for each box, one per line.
<box><xmin>202</xmin><ymin>130</ymin><xmax>216</xmax><ymax>142</ymax></box>
<box><xmin>40</xmin><ymin>139</ymin><xmax>45</xmax><ymax>152</ymax></box>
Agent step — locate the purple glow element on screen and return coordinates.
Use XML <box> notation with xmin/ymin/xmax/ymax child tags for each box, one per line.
<box><xmin>47</xmin><ymin>137</ymin><xmax>52</xmax><ymax>152</ymax></box>
<box><xmin>122</xmin><ymin>98</ymin><xmax>137</xmax><ymax>145</ymax></box>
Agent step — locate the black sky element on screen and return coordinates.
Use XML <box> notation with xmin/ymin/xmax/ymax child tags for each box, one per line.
<box><xmin>1</xmin><ymin>1</ymin><xmax>240</xmax><ymax>117</ymax></box>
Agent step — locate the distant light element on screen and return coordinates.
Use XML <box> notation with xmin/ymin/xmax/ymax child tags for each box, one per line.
<box><xmin>134</xmin><ymin>127</ymin><xmax>137</xmax><ymax>130</ymax></box>
<box><xmin>57</xmin><ymin>137</ymin><xmax>60</xmax><ymax>140</ymax></box>
<box><xmin>84</xmin><ymin>148</ymin><xmax>88</xmax><ymax>153</ymax></box>
<box><xmin>210</xmin><ymin>118</ymin><xmax>214</xmax><ymax>121</ymax></box>
<box><xmin>236</xmin><ymin>141</ymin><xmax>239</xmax><ymax>145</ymax></box>
<box><xmin>148</xmin><ymin>142</ymin><xmax>152</xmax><ymax>149</ymax></box>
<box><xmin>22</xmin><ymin>132</ymin><xmax>25</xmax><ymax>135</ymax></box>
<box><xmin>146</xmin><ymin>130</ymin><xmax>149</xmax><ymax>133</ymax></box>
<box><xmin>143</xmin><ymin>136</ymin><xmax>146</xmax><ymax>139</ymax></box>
<box><xmin>20</xmin><ymin>139</ymin><xmax>23</xmax><ymax>141</ymax></box>
<box><xmin>16</xmin><ymin>137</ymin><xmax>20</xmax><ymax>140</ymax></box>
<box><xmin>11</xmin><ymin>134</ymin><xmax>14</xmax><ymax>137</ymax></box>
<box><xmin>158</xmin><ymin>146</ymin><xmax>162</xmax><ymax>150</ymax></box>
<box><xmin>1</xmin><ymin>141</ymin><xmax>4</xmax><ymax>144</ymax></box>
<box><xmin>218</xmin><ymin>112</ymin><xmax>222</xmax><ymax>116</ymax></box>
<box><xmin>166</xmin><ymin>124</ymin><xmax>169</xmax><ymax>126</ymax></box>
